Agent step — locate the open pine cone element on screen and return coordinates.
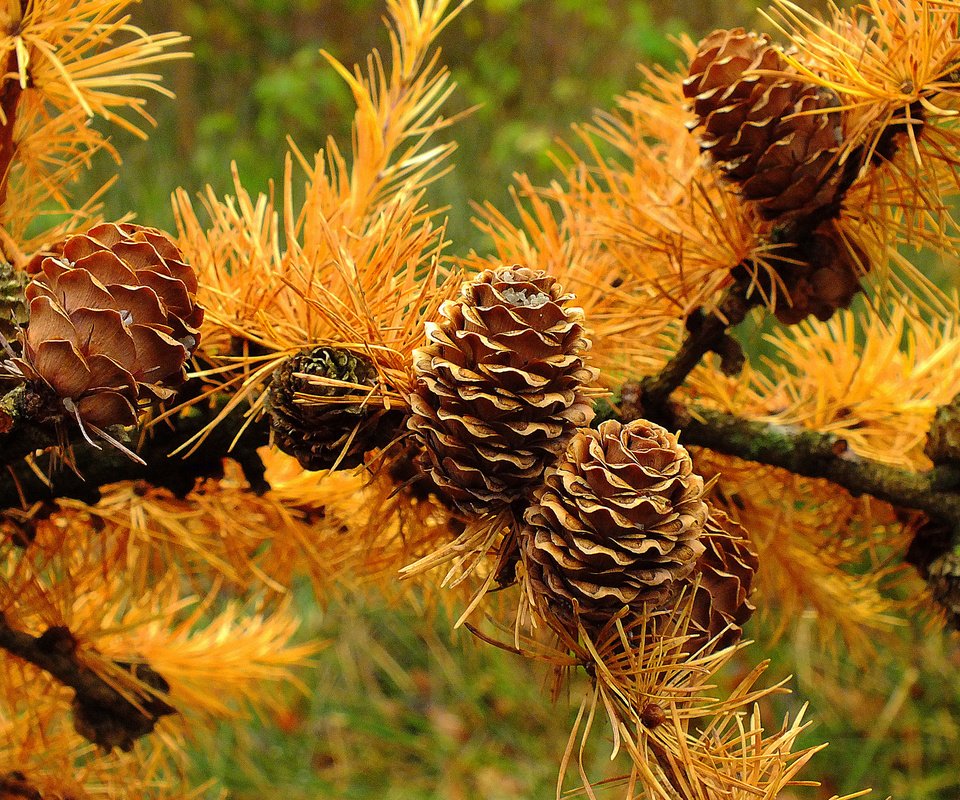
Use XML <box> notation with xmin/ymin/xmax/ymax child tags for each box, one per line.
<box><xmin>682</xmin><ymin>509</ymin><xmax>759</xmax><ymax>653</ymax></box>
<box><xmin>521</xmin><ymin>419</ymin><xmax>708</xmax><ymax>628</ymax></box>
<box><xmin>18</xmin><ymin>223</ymin><xmax>203</xmax><ymax>428</ymax></box>
<box><xmin>684</xmin><ymin>28</ymin><xmax>845</xmax><ymax>221</ymax></box>
<box><xmin>268</xmin><ymin>346</ymin><xmax>401</xmax><ymax>471</ymax></box>
<box><xmin>408</xmin><ymin>266</ymin><xmax>597</xmax><ymax>516</ymax></box>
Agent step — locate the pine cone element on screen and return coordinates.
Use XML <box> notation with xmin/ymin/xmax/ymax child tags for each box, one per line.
<box><xmin>0</xmin><ymin>261</ymin><xmax>28</xmax><ymax>342</ymax></box>
<box><xmin>18</xmin><ymin>223</ymin><xmax>203</xmax><ymax>428</ymax></box>
<box><xmin>773</xmin><ymin>221</ymin><xmax>866</xmax><ymax>325</ymax></box>
<box><xmin>268</xmin><ymin>346</ymin><xmax>400</xmax><ymax>471</ymax></box>
<box><xmin>927</xmin><ymin>548</ymin><xmax>960</xmax><ymax>631</ymax></box>
<box><xmin>408</xmin><ymin>266</ymin><xmax>597</xmax><ymax>515</ymax></box>
<box><xmin>521</xmin><ymin>419</ymin><xmax>708</xmax><ymax>628</ymax></box>
<box><xmin>925</xmin><ymin>393</ymin><xmax>960</xmax><ymax>464</ymax></box>
<box><xmin>684</xmin><ymin>28</ymin><xmax>845</xmax><ymax>220</ymax></box>
<box><xmin>683</xmin><ymin>509</ymin><xmax>758</xmax><ymax>653</ymax></box>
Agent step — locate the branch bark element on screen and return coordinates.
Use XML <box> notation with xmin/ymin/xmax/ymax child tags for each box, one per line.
<box><xmin>631</xmin><ymin>403</ymin><xmax>960</xmax><ymax>526</ymax></box>
<box><xmin>0</xmin><ymin>392</ymin><xmax>271</xmax><ymax>511</ymax></box>
<box><xmin>0</xmin><ymin>615</ymin><xmax>175</xmax><ymax>751</ymax></box>
<box><xmin>620</xmin><ymin>274</ymin><xmax>960</xmax><ymax>527</ymax></box>
<box><xmin>619</xmin><ymin>283</ymin><xmax>960</xmax><ymax>624</ymax></box>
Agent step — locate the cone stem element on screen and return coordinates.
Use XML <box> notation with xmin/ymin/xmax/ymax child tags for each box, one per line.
<box><xmin>638</xmin><ymin>280</ymin><xmax>757</xmax><ymax>417</ymax></box>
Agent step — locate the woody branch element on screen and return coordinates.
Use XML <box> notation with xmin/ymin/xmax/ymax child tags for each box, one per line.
<box><xmin>0</xmin><ymin>391</ymin><xmax>270</xmax><ymax>509</ymax></box>
<box><xmin>0</xmin><ymin>614</ymin><xmax>175</xmax><ymax>751</ymax></box>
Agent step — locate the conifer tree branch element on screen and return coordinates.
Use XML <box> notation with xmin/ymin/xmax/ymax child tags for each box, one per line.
<box><xmin>625</xmin><ymin>265</ymin><xmax>960</xmax><ymax>522</ymax></box>
<box><xmin>0</xmin><ymin>384</ymin><xmax>66</xmax><ymax>464</ymax></box>
<box><xmin>639</xmin><ymin>279</ymin><xmax>758</xmax><ymax>417</ymax></box>
<box><xmin>618</xmin><ymin>395</ymin><xmax>960</xmax><ymax>526</ymax></box>
<box><xmin>0</xmin><ymin>615</ymin><xmax>175</xmax><ymax>751</ymax></box>
<box><xmin>0</xmin><ymin>394</ymin><xmax>271</xmax><ymax>511</ymax></box>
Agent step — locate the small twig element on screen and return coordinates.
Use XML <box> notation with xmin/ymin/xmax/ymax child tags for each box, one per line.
<box><xmin>0</xmin><ymin>615</ymin><xmax>175</xmax><ymax>751</ymax></box>
<box><xmin>639</xmin><ymin>281</ymin><xmax>758</xmax><ymax>418</ymax></box>
<box><xmin>646</xmin><ymin>735</ymin><xmax>688</xmax><ymax>800</ymax></box>
<box><xmin>0</xmin><ymin>47</ymin><xmax>24</xmax><ymax>214</ymax></box>
<box><xmin>0</xmin><ymin>38</ymin><xmax>28</xmax><ymax>268</ymax></box>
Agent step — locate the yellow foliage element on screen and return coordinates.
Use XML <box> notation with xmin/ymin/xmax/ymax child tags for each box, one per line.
<box><xmin>172</xmin><ymin>0</ymin><xmax>473</xmax><ymax>447</ymax></box>
<box><xmin>0</xmin><ymin>0</ymin><xmax>187</xmax><ymax>256</ymax></box>
<box><xmin>8</xmin><ymin>0</ymin><xmax>960</xmax><ymax>797</ymax></box>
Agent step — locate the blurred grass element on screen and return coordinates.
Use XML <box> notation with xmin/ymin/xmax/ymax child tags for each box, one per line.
<box><xmin>762</xmin><ymin>616</ymin><xmax>960</xmax><ymax>800</ymax></box>
<box><xmin>186</xmin><ymin>587</ymin><xmax>960</xmax><ymax>799</ymax></box>
<box><xmin>69</xmin><ymin>1</ymin><xmax>960</xmax><ymax>797</ymax></box>
<box><xmin>187</xmin><ymin>588</ymin><xmax>620</xmax><ymax>800</ymax></box>
<box><xmin>173</xmin><ymin>510</ymin><xmax>960</xmax><ymax>798</ymax></box>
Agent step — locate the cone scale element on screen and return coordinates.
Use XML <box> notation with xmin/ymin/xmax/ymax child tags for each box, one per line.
<box><xmin>684</xmin><ymin>28</ymin><xmax>845</xmax><ymax>221</ymax></box>
<box><xmin>521</xmin><ymin>419</ymin><xmax>708</xmax><ymax>628</ymax></box>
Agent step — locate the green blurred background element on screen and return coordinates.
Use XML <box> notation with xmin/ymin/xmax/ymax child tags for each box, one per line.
<box><xmin>96</xmin><ymin>0</ymin><xmax>834</xmax><ymax>249</ymax></box>
<box><xmin>89</xmin><ymin>1</ymin><xmax>960</xmax><ymax>798</ymax></box>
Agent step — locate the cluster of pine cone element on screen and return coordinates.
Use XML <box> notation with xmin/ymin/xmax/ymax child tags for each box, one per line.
<box><xmin>684</xmin><ymin>28</ymin><xmax>871</xmax><ymax>324</ymax></box>
<box><xmin>405</xmin><ymin>266</ymin><xmax>758</xmax><ymax>649</ymax></box>
<box><xmin>266</xmin><ymin>264</ymin><xmax>758</xmax><ymax>651</ymax></box>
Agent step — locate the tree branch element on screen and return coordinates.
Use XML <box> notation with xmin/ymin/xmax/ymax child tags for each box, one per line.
<box><xmin>639</xmin><ymin>281</ymin><xmax>758</xmax><ymax>418</ymax></box>
<box><xmin>0</xmin><ymin>47</ymin><xmax>24</xmax><ymax>212</ymax></box>
<box><xmin>0</xmin><ymin>383</ymin><xmax>66</xmax><ymax>464</ymax></box>
<box><xmin>0</xmin><ymin>393</ymin><xmax>271</xmax><ymax>512</ymax></box>
<box><xmin>620</xmin><ymin>393</ymin><xmax>960</xmax><ymax>524</ymax></box>
<box><xmin>0</xmin><ymin>615</ymin><xmax>175</xmax><ymax>751</ymax></box>
<box><xmin>0</xmin><ymin>31</ymin><xmax>27</xmax><ymax>267</ymax></box>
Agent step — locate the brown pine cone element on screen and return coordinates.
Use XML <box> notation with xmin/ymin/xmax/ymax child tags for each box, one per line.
<box><xmin>683</xmin><ymin>509</ymin><xmax>759</xmax><ymax>653</ymax></box>
<box><xmin>18</xmin><ymin>223</ymin><xmax>203</xmax><ymax>428</ymax></box>
<box><xmin>773</xmin><ymin>221</ymin><xmax>867</xmax><ymax>325</ymax></box>
<box><xmin>521</xmin><ymin>419</ymin><xmax>707</xmax><ymax>629</ymax></box>
<box><xmin>683</xmin><ymin>28</ymin><xmax>783</xmax><ymax>127</ymax></box>
<box><xmin>925</xmin><ymin>393</ymin><xmax>960</xmax><ymax>464</ymax></box>
<box><xmin>268</xmin><ymin>346</ymin><xmax>401</xmax><ymax>471</ymax></box>
<box><xmin>684</xmin><ymin>28</ymin><xmax>845</xmax><ymax>220</ymax></box>
<box><xmin>408</xmin><ymin>266</ymin><xmax>597</xmax><ymax>516</ymax></box>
